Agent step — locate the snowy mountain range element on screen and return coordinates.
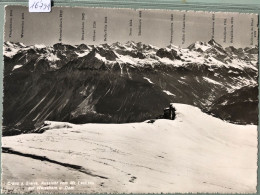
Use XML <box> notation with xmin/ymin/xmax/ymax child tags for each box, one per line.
<box><xmin>4</xmin><ymin>39</ymin><xmax>258</xmax><ymax>72</ymax></box>
<box><xmin>3</xmin><ymin>40</ymin><xmax>258</xmax><ymax>135</ymax></box>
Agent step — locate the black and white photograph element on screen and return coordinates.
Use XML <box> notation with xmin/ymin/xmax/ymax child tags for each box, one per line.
<box><xmin>1</xmin><ymin>6</ymin><xmax>258</xmax><ymax>194</ymax></box>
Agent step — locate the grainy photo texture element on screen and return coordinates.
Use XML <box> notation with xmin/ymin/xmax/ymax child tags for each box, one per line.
<box><xmin>1</xmin><ymin>6</ymin><xmax>259</xmax><ymax>194</ymax></box>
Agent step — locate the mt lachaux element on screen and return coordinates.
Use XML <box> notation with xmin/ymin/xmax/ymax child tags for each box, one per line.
<box><xmin>3</xmin><ymin>40</ymin><xmax>258</xmax><ymax>135</ymax></box>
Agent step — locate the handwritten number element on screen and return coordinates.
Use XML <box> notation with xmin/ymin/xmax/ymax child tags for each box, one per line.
<box><xmin>30</xmin><ymin>0</ymin><xmax>51</xmax><ymax>11</ymax></box>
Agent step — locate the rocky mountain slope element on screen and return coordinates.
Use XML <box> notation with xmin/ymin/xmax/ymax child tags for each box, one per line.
<box><xmin>3</xmin><ymin>40</ymin><xmax>258</xmax><ymax>135</ymax></box>
<box><xmin>209</xmin><ymin>85</ymin><xmax>258</xmax><ymax>124</ymax></box>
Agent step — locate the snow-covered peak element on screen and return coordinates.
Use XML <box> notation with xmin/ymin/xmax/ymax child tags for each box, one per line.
<box><xmin>99</xmin><ymin>43</ymin><xmax>111</xmax><ymax>49</ymax></box>
<box><xmin>208</xmin><ymin>39</ymin><xmax>222</xmax><ymax>47</ymax></box>
<box><xmin>125</xmin><ymin>41</ymin><xmax>137</xmax><ymax>47</ymax></box>
<box><xmin>4</xmin><ymin>42</ymin><xmax>23</xmax><ymax>58</ymax></box>
<box><xmin>111</xmin><ymin>42</ymin><xmax>125</xmax><ymax>50</ymax></box>
<box><xmin>34</xmin><ymin>44</ymin><xmax>47</xmax><ymax>49</ymax></box>
<box><xmin>4</xmin><ymin>41</ymin><xmax>17</xmax><ymax>48</ymax></box>
<box><xmin>188</xmin><ymin>41</ymin><xmax>212</xmax><ymax>52</ymax></box>
<box><xmin>123</xmin><ymin>41</ymin><xmax>138</xmax><ymax>50</ymax></box>
<box><xmin>167</xmin><ymin>44</ymin><xmax>180</xmax><ymax>50</ymax></box>
<box><xmin>187</xmin><ymin>39</ymin><xmax>225</xmax><ymax>53</ymax></box>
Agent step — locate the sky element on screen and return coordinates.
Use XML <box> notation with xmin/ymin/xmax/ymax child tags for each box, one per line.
<box><xmin>4</xmin><ymin>5</ymin><xmax>259</xmax><ymax>48</ymax></box>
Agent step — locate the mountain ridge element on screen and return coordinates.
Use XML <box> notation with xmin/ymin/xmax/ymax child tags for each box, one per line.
<box><xmin>4</xmin><ymin>39</ymin><xmax>258</xmax><ymax>71</ymax></box>
<box><xmin>3</xmin><ymin>39</ymin><xmax>258</xmax><ymax>135</ymax></box>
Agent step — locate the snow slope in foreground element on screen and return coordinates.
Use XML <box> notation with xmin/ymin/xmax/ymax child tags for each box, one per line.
<box><xmin>2</xmin><ymin>104</ymin><xmax>257</xmax><ymax>194</ymax></box>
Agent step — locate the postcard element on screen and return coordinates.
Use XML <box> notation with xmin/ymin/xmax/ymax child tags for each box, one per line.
<box><xmin>2</xmin><ymin>5</ymin><xmax>258</xmax><ymax>194</ymax></box>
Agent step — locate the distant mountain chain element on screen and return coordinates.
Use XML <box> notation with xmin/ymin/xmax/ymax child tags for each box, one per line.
<box><xmin>3</xmin><ymin>40</ymin><xmax>258</xmax><ymax>135</ymax></box>
<box><xmin>4</xmin><ymin>40</ymin><xmax>258</xmax><ymax>72</ymax></box>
